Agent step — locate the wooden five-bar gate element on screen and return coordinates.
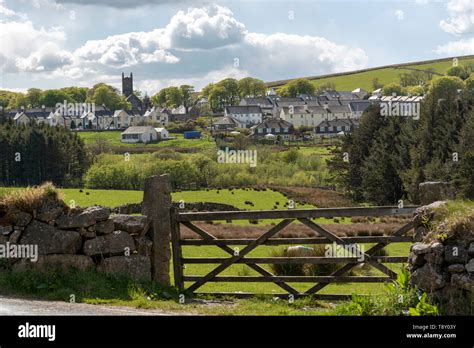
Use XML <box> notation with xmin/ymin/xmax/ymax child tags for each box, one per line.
<box><xmin>169</xmin><ymin>205</ymin><xmax>418</xmax><ymax>300</ymax></box>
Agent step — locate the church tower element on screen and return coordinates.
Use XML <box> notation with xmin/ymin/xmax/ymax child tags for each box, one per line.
<box><xmin>122</xmin><ymin>72</ymin><xmax>133</xmax><ymax>97</ymax></box>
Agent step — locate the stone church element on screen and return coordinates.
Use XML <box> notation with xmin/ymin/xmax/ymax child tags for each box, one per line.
<box><xmin>122</xmin><ymin>72</ymin><xmax>144</xmax><ymax>114</ymax></box>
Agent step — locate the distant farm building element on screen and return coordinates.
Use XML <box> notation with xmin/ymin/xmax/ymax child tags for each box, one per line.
<box><xmin>121</xmin><ymin>126</ymin><xmax>158</xmax><ymax>143</ymax></box>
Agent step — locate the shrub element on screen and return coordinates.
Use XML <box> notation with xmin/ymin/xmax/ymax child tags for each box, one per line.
<box><xmin>1</xmin><ymin>182</ymin><xmax>65</xmax><ymax>214</ymax></box>
<box><xmin>269</xmin><ymin>245</ymin><xmax>353</xmax><ymax>277</ymax></box>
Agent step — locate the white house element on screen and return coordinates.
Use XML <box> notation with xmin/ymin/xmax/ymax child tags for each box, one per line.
<box><xmin>224</xmin><ymin>105</ymin><xmax>263</xmax><ymax>127</ymax></box>
<box><xmin>252</xmin><ymin>118</ymin><xmax>294</xmax><ymax>140</ymax></box>
<box><xmin>280</xmin><ymin>105</ymin><xmax>333</xmax><ymax>128</ymax></box>
<box><xmin>121</xmin><ymin>126</ymin><xmax>158</xmax><ymax>143</ymax></box>
<box><xmin>154</xmin><ymin>127</ymin><xmax>169</xmax><ymax>140</ymax></box>
<box><xmin>13</xmin><ymin>112</ymin><xmax>30</xmax><ymax>126</ymax></box>
<box><xmin>113</xmin><ymin>109</ymin><xmax>131</xmax><ymax>129</ymax></box>
<box><xmin>143</xmin><ymin>107</ymin><xmax>169</xmax><ymax>126</ymax></box>
<box><xmin>171</xmin><ymin>105</ymin><xmax>187</xmax><ymax>114</ymax></box>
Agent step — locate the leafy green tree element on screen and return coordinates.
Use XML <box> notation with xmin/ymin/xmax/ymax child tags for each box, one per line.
<box><xmin>217</xmin><ymin>78</ymin><xmax>240</xmax><ymax>105</ymax></box>
<box><xmin>454</xmin><ymin>111</ymin><xmax>474</xmax><ymax>198</ymax></box>
<box><xmin>314</xmin><ymin>82</ymin><xmax>336</xmax><ymax>95</ymax></box>
<box><xmin>9</xmin><ymin>93</ymin><xmax>30</xmax><ymax>109</ymax></box>
<box><xmin>238</xmin><ymin>77</ymin><xmax>266</xmax><ymax>98</ymax></box>
<box><xmin>279</xmin><ymin>78</ymin><xmax>315</xmax><ymax>97</ymax></box>
<box><xmin>151</xmin><ymin>89</ymin><xmax>168</xmax><ymax>107</ymax></box>
<box><xmin>372</xmin><ymin>78</ymin><xmax>383</xmax><ymax>91</ymax></box>
<box><xmin>446</xmin><ymin>66</ymin><xmax>470</xmax><ymax>80</ymax></box>
<box><xmin>399</xmin><ymin>69</ymin><xmax>433</xmax><ymax>87</ymax></box>
<box><xmin>164</xmin><ymin>87</ymin><xmax>182</xmax><ymax>108</ymax></box>
<box><xmin>200</xmin><ymin>83</ymin><xmax>215</xmax><ymax>98</ymax></box>
<box><xmin>0</xmin><ymin>91</ymin><xmax>21</xmax><ymax>108</ymax></box>
<box><xmin>406</xmin><ymin>85</ymin><xmax>424</xmax><ymax>95</ymax></box>
<box><xmin>208</xmin><ymin>85</ymin><xmax>228</xmax><ymax>112</ymax></box>
<box><xmin>90</xmin><ymin>86</ymin><xmax>130</xmax><ymax>110</ymax></box>
<box><xmin>381</xmin><ymin>83</ymin><xmax>407</xmax><ymax>96</ymax></box>
<box><xmin>26</xmin><ymin>88</ymin><xmax>43</xmax><ymax>107</ymax></box>
<box><xmin>40</xmin><ymin>89</ymin><xmax>73</xmax><ymax>107</ymax></box>
<box><xmin>179</xmin><ymin>85</ymin><xmax>195</xmax><ymax>112</ymax></box>
<box><xmin>61</xmin><ymin>87</ymin><xmax>88</xmax><ymax>103</ymax></box>
<box><xmin>427</xmin><ymin>76</ymin><xmax>464</xmax><ymax>101</ymax></box>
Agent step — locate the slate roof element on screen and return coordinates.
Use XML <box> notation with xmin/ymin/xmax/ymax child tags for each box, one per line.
<box><xmin>240</xmin><ymin>97</ymin><xmax>274</xmax><ymax>107</ymax></box>
<box><xmin>10</xmin><ymin>107</ymin><xmax>54</xmax><ymax>119</ymax></box>
<box><xmin>307</xmin><ymin>106</ymin><xmax>329</xmax><ymax>114</ymax></box>
<box><xmin>327</xmin><ymin>105</ymin><xmax>352</xmax><ymax>114</ymax></box>
<box><xmin>349</xmin><ymin>101</ymin><xmax>371</xmax><ymax>112</ymax></box>
<box><xmin>113</xmin><ymin>109</ymin><xmax>129</xmax><ymax>117</ymax></box>
<box><xmin>254</xmin><ymin>118</ymin><xmax>293</xmax><ymax>129</ymax></box>
<box><xmin>225</xmin><ymin>105</ymin><xmax>262</xmax><ymax>114</ymax></box>
<box><xmin>214</xmin><ymin>116</ymin><xmax>239</xmax><ymax>126</ymax></box>
<box><xmin>121</xmin><ymin>126</ymin><xmax>156</xmax><ymax>134</ymax></box>
<box><xmin>316</xmin><ymin>118</ymin><xmax>357</xmax><ymax>128</ymax></box>
<box><xmin>281</xmin><ymin>106</ymin><xmax>307</xmax><ymax>114</ymax></box>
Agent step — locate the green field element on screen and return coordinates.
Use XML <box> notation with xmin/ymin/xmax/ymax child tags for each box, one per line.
<box><xmin>79</xmin><ymin>131</ymin><xmax>215</xmax><ymax>150</ymax></box>
<box><xmin>0</xmin><ymin>186</ymin><xmax>311</xmax><ymax>210</ymax></box>
<box><xmin>178</xmin><ymin>242</ymin><xmax>409</xmax><ymax>295</ymax></box>
<box><xmin>268</xmin><ymin>55</ymin><xmax>474</xmax><ymax>91</ymax></box>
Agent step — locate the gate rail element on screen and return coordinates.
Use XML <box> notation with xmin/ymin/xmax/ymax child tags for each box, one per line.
<box><xmin>170</xmin><ymin>206</ymin><xmax>417</xmax><ymax>300</ymax></box>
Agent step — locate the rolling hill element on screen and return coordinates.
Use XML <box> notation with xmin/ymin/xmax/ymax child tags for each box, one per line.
<box><xmin>266</xmin><ymin>55</ymin><xmax>474</xmax><ymax>92</ymax></box>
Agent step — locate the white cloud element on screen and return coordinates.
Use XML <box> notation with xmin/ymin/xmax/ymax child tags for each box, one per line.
<box><xmin>395</xmin><ymin>9</ymin><xmax>405</xmax><ymax>21</ymax></box>
<box><xmin>0</xmin><ymin>4</ymin><xmax>369</xmax><ymax>94</ymax></box>
<box><xmin>74</xmin><ymin>29</ymin><xmax>179</xmax><ymax>68</ymax></box>
<box><xmin>0</xmin><ymin>0</ymin><xmax>27</xmax><ymax>19</ymax></box>
<box><xmin>243</xmin><ymin>32</ymin><xmax>368</xmax><ymax>80</ymax></box>
<box><xmin>435</xmin><ymin>37</ymin><xmax>474</xmax><ymax>55</ymax></box>
<box><xmin>162</xmin><ymin>5</ymin><xmax>246</xmax><ymax>50</ymax></box>
<box><xmin>440</xmin><ymin>0</ymin><xmax>474</xmax><ymax>34</ymax></box>
<box><xmin>0</xmin><ymin>0</ymin><xmax>15</xmax><ymax>16</ymax></box>
<box><xmin>55</xmin><ymin>0</ymin><xmax>188</xmax><ymax>7</ymax></box>
<box><xmin>15</xmin><ymin>42</ymin><xmax>72</xmax><ymax>72</ymax></box>
<box><xmin>0</xmin><ymin>20</ymin><xmax>69</xmax><ymax>72</ymax></box>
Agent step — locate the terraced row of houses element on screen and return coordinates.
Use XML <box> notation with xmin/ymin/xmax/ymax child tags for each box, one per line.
<box><xmin>2</xmin><ymin>105</ymin><xmax>177</xmax><ymax>129</ymax></box>
<box><xmin>2</xmin><ymin>73</ymin><xmax>199</xmax><ymax>130</ymax></box>
<box><xmin>218</xmin><ymin>87</ymin><xmax>423</xmax><ymax>138</ymax></box>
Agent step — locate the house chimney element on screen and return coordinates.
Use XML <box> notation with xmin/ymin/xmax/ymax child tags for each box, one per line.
<box><xmin>42</xmin><ymin>105</ymin><xmax>45</xmax><ymax>112</ymax></box>
<box><xmin>21</xmin><ymin>105</ymin><xmax>25</xmax><ymax>111</ymax></box>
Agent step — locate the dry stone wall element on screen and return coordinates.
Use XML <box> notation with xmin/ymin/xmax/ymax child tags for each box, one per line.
<box><xmin>409</xmin><ymin>202</ymin><xmax>474</xmax><ymax>315</ymax></box>
<box><xmin>0</xmin><ymin>200</ymin><xmax>152</xmax><ymax>281</ymax></box>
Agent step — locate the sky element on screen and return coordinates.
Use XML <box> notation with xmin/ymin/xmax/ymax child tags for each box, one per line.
<box><xmin>0</xmin><ymin>0</ymin><xmax>473</xmax><ymax>94</ymax></box>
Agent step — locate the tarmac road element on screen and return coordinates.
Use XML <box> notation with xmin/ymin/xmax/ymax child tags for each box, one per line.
<box><xmin>0</xmin><ymin>295</ymin><xmax>186</xmax><ymax>316</ymax></box>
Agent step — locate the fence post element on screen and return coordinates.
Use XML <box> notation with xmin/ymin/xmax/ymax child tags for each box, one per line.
<box><xmin>142</xmin><ymin>174</ymin><xmax>172</xmax><ymax>286</ymax></box>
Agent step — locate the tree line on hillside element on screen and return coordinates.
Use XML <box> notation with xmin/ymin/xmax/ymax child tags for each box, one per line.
<box><xmin>328</xmin><ymin>75</ymin><xmax>474</xmax><ymax>205</ymax></box>
<box><xmin>0</xmin><ymin>84</ymin><xmax>131</xmax><ymax>111</ymax></box>
<box><xmin>0</xmin><ymin>118</ymin><xmax>89</xmax><ymax>187</ymax></box>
